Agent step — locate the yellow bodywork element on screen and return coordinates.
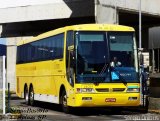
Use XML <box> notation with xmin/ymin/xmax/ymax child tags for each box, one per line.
<box><xmin>16</xmin><ymin>24</ymin><xmax>140</xmax><ymax>107</ymax></box>
<box><xmin>68</xmin><ymin>83</ymin><xmax>140</xmax><ymax>107</ymax></box>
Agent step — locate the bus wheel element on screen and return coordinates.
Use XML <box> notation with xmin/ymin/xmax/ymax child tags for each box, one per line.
<box><xmin>24</xmin><ymin>86</ymin><xmax>29</xmax><ymax>105</ymax></box>
<box><xmin>61</xmin><ymin>90</ymin><xmax>71</xmax><ymax>113</ymax></box>
<box><xmin>29</xmin><ymin>86</ymin><xmax>34</xmax><ymax>106</ymax></box>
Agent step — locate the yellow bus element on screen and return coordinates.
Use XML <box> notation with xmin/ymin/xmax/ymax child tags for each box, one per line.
<box><xmin>16</xmin><ymin>24</ymin><xmax>140</xmax><ymax>113</ymax></box>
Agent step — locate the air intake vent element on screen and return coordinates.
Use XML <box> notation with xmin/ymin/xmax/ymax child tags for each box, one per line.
<box><xmin>96</xmin><ymin>88</ymin><xmax>109</xmax><ymax>92</ymax></box>
<box><xmin>112</xmin><ymin>88</ymin><xmax>125</xmax><ymax>92</ymax></box>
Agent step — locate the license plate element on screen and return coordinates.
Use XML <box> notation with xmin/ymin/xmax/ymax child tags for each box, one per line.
<box><xmin>105</xmin><ymin>98</ymin><xmax>116</xmax><ymax>102</ymax></box>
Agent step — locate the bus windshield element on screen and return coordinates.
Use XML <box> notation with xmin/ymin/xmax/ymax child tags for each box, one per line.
<box><xmin>75</xmin><ymin>31</ymin><xmax>138</xmax><ymax>83</ymax></box>
<box><xmin>109</xmin><ymin>32</ymin><xmax>134</xmax><ymax>67</ymax></box>
<box><xmin>76</xmin><ymin>31</ymin><xmax>110</xmax><ymax>83</ymax></box>
<box><xmin>109</xmin><ymin>32</ymin><xmax>139</xmax><ymax>82</ymax></box>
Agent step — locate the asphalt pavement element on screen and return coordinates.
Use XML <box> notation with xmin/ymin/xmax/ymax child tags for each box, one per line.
<box><xmin>7</xmin><ymin>94</ymin><xmax>160</xmax><ymax>121</ymax></box>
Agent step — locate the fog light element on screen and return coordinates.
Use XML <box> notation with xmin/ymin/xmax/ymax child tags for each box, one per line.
<box><xmin>82</xmin><ymin>97</ymin><xmax>92</xmax><ymax>101</ymax></box>
<box><xmin>128</xmin><ymin>97</ymin><xmax>137</xmax><ymax>100</ymax></box>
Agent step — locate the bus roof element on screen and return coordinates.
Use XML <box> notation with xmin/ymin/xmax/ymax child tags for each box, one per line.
<box><xmin>17</xmin><ymin>24</ymin><xmax>135</xmax><ymax>46</ymax></box>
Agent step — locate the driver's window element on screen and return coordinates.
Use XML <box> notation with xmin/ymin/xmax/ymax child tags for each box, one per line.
<box><xmin>109</xmin><ymin>32</ymin><xmax>134</xmax><ymax>67</ymax></box>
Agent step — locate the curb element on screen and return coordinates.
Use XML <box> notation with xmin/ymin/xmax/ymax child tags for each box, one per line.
<box><xmin>0</xmin><ymin>113</ymin><xmax>21</xmax><ymax>120</ymax></box>
<box><xmin>148</xmin><ymin>109</ymin><xmax>160</xmax><ymax>114</ymax></box>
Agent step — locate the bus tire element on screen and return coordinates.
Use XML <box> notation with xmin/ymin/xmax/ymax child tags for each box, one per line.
<box><xmin>61</xmin><ymin>90</ymin><xmax>71</xmax><ymax>113</ymax></box>
<box><xmin>29</xmin><ymin>85</ymin><xmax>34</xmax><ymax>106</ymax></box>
<box><xmin>24</xmin><ymin>85</ymin><xmax>29</xmax><ymax>105</ymax></box>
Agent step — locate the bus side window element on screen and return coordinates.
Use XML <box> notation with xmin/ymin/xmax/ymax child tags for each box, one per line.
<box><xmin>54</xmin><ymin>34</ymin><xmax>64</xmax><ymax>59</ymax></box>
<box><xmin>66</xmin><ymin>31</ymin><xmax>74</xmax><ymax>86</ymax></box>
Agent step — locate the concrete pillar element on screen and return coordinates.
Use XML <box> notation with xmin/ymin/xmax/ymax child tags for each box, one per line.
<box><xmin>95</xmin><ymin>1</ymin><xmax>118</xmax><ymax>24</ymax></box>
<box><xmin>6</xmin><ymin>37</ymin><xmax>31</xmax><ymax>91</ymax></box>
<box><xmin>6</xmin><ymin>38</ymin><xmax>17</xmax><ymax>91</ymax></box>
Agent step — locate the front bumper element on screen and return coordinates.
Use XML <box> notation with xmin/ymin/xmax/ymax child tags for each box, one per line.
<box><xmin>70</xmin><ymin>93</ymin><xmax>140</xmax><ymax>107</ymax></box>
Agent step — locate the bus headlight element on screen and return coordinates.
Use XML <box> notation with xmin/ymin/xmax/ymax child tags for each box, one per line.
<box><xmin>127</xmin><ymin>88</ymin><xmax>140</xmax><ymax>93</ymax></box>
<box><xmin>76</xmin><ymin>88</ymin><xmax>95</xmax><ymax>93</ymax></box>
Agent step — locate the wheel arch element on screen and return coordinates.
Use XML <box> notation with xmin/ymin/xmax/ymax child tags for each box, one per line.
<box><xmin>24</xmin><ymin>83</ymin><xmax>28</xmax><ymax>98</ymax></box>
<box><xmin>29</xmin><ymin>83</ymin><xmax>33</xmax><ymax>91</ymax></box>
<box><xmin>29</xmin><ymin>83</ymin><xmax>34</xmax><ymax>106</ymax></box>
<box><xmin>24</xmin><ymin>83</ymin><xmax>28</xmax><ymax>90</ymax></box>
<box><xmin>59</xmin><ymin>84</ymin><xmax>66</xmax><ymax>104</ymax></box>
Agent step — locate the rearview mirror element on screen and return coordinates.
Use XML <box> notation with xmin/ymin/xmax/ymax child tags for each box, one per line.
<box><xmin>68</xmin><ymin>45</ymin><xmax>74</xmax><ymax>51</ymax></box>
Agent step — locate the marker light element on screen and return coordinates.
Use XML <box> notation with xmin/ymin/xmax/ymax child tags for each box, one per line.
<box><xmin>127</xmin><ymin>88</ymin><xmax>140</xmax><ymax>93</ymax></box>
<box><xmin>128</xmin><ymin>97</ymin><xmax>138</xmax><ymax>100</ymax></box>
<box><xmin>82</xmin><ymin>97</ymin><xmax>92</xmax><ymax>101</ymax></box>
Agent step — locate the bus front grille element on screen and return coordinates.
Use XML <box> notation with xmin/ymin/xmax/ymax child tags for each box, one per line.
<box><xmin>112</xmin><ymin>88</ymin><xmax>125</xmax><ymax>92</ymax></box>
<box><xmin>96</xmin><ymin>88</ymin><xmax>109</xmax><ymax>92</ymax></box>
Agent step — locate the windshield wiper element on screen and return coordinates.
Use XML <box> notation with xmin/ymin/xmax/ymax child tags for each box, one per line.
<box><xmin>99</xmin><ymin>56</ymin><xmax>109</xmax><ymax>75</ymax></box>
<box><xmin>99</xmin><ymin>63</ymin><xmax>109</xmax><ymax>75</ymax></box>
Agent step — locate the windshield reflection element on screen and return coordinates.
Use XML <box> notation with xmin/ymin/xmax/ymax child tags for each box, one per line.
<box><xmin>109</xmin><ymin>32</ymin><xmax>135</xmax><ymax>67</ymax></box>
<box><xmin>109</xmin><ymin>32</ymin><xmax>138</xmax><ymax>82</ymax></box>
<box><xmin>76</xmin><ymin>31</ymin><xmax>110</xmax><ymax>83</ymax></box>
<box><xmin>76</xmin><ymin>32</ymin><xmax>109</xmax><ymax>75</ymax></box>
